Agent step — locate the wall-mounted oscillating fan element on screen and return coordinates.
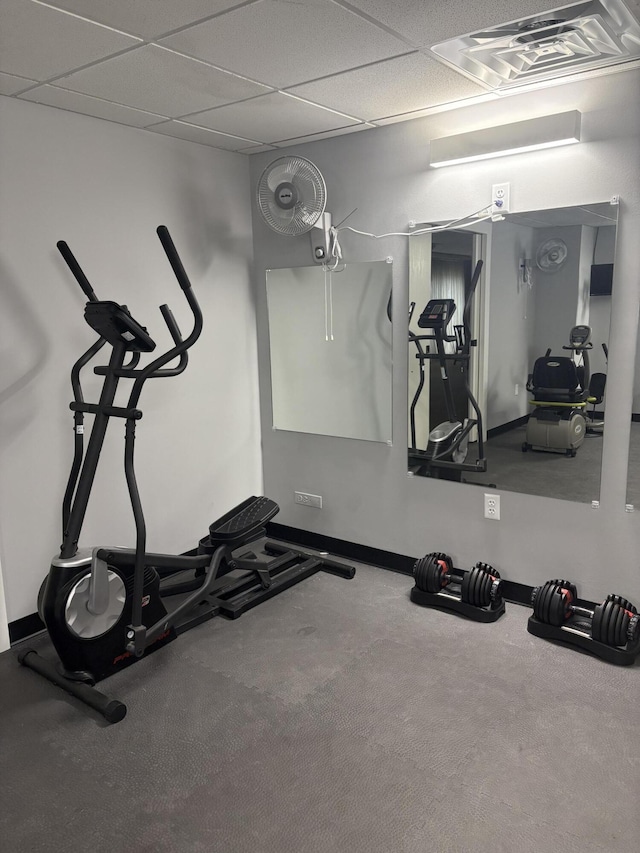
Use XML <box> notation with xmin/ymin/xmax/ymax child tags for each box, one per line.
<box><xmin>535</xmin><ymin>238</ymin><xmax>568</xmax><ymax>273</ymax></box>
<box><xmin>256</xmin><ymin>156</ymin><xmax>332</xmax><ymax>264</ymax></box>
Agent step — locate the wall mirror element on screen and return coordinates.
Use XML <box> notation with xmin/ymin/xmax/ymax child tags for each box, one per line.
<box><xmin>266</xmin><ymin>261</ymin><xmax>393</xmax><ymax>443</ymax></box>
<box><xmin>408</xmin><ymin>201</ymin><xmax>618</xmax><ymax>504</ymax></box>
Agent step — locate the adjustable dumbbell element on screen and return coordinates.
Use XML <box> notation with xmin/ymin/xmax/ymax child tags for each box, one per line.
<box><xmin>414</xmin><ymin>553</ymin><xmax>503</xmax><ymax>608</ymax></box>
<box><xmin>531</xmin><ymin>580</ymin><xmax>640</xmax><ymax>647</ymax></box>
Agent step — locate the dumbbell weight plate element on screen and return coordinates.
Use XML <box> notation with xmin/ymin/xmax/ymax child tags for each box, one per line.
<box><xmin>592</xmin><ymin>599</ymin><xmax>634</xmax><ymax>648</ymax></box>
<box><xmin>461</xmin><ymin>564</ymin><xmax>502</xmax><ymax>608</ymax></box>
<box><xmin>532</xmin><ymin>580</ymin><xmax>576</xmax><ymax>626</ymax></box>
<box><xmin>461</xmin><ymin>567</ymin><xmax>476</xmax><ymax>606</ymax></box>
<box><xmin>476</xmin><ymin>562</ymin><xmax>503</xmax><ymax>604</ymax></box>
<box><xmin>628</xmin><ymin>614</ymin><xmax>640</xmax><ymax>645</ymax></box>
<box><xmin>604</xmin><ymin>594</ymin><xmax>637</xmax><ymax>614</ymax></box>
<box><xmin>426</xmin><ymin>555</ymin><xmax>449</xmax><ymax>593</ymax></box>
<box><xmin>414</xmin><ymin>553</ymin><xmax>452</xmax><ymax>594</ymax></box>
<box><xmin>461</xmin><ymin>567</ymin><xmax>485</xmax><ymax>607</ymax></box>
<box><xmin>413</xmin><ymin>556</ymin><xmax>430</xmax><ymax>592</ymax></box>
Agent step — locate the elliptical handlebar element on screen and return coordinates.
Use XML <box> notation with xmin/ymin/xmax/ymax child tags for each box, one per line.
<box><xmin>57</xmin><ymin>241</ymin><xmax>99</xmax><ymax>302</ymax></box>
<box><xmin>157</xmin><ymin>225</ymin><xmax>193</xmax><ymax>293</ymax></box>
<box><xmin>60</xmin><ymin>227</ymin><xmax>203</xmax><ymax>396</ymax></box>
<box><xmin>126</xmin><ymin>227</ymin><xmax>203</xmax><ymax>405</ymax></box>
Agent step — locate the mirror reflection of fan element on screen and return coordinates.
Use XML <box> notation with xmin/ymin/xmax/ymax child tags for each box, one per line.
<box><xmin>256</xmin><ymin>156</ymin><xmax>332</xmax><ymax>263</ymax></box>
<box><xmin>536</xmin><ymin>238</ymin><xmax>568</xmax><ymax>273</ymax></box>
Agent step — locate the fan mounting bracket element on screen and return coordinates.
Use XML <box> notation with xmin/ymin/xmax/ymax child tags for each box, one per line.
<box><xmin>310</xmin><ymin>212</ymin><xmax>333</xmax><ymax>264</ymax></box>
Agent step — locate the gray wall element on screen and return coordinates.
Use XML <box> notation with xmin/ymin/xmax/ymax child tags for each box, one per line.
<box><xmin>0</xmin><ymin>96</ymin><xmax>262</xmax><ymax>623</ymax></box>
<box><xmin>531</xmin><ymin>225</ymin><xmax>585</xmax><ymax>360</ymax></box>
<box><xmin>250</xmin><ymin>70</ymin><xmax>640</xmax><ymax>602</ymax></box>
<box><xmin>486</xmin><ymin>221</ymin><xmax>535</xmax><ymax>430</ymax></box>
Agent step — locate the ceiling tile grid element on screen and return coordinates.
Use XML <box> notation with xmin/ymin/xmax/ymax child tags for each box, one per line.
<box><xmin>180</xmin><ymin>92</ymin><xmax>363</xmax><ymax>143</ymax></box>
<box><xmin>53</xmin><ymin>45</ymin><xmax>274</xmax><ymax>116</ymax></box>
<box><xmin>0</xmin><ymin>0</ymin><xmax>140</xmax><ymax>80</ymax></box>
<box><xmin>159</xmin><ymin>0</ymin><xmax>415</xmax><ymax>89</ymax></box>
<box><xmin>286</xmin><ymin>52</ymin><xmax>485</xmax><ymax>122</ymax></box>
<box><xmin>0</xmin><ymin>71</ymin><xmax>38</xmax><ymax>96</ymax></box>
<box><xmin>18</xmin><ymin>85</ymin><xmax>169</xmax><ymax>127</ymax></box>
<box><xmin>2</xmin><ymin>0</ymin><xmax>640</xmax><ymax>151</ymax></box>
<box><xmin>39</xmin><ymin>0</ymin><xmax>258</xmax><ymax>40</ymax></box>
<box><xmin>147</xmin><ymin>119</ymin><xmax>262</xmax><ymax>150</ymax></box>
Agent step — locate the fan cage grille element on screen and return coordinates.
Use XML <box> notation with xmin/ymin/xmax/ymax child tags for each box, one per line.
<box><xmin>257</xmin><ymin>156</ymin><xmax>327</xmax><ymax>236</ymax></box>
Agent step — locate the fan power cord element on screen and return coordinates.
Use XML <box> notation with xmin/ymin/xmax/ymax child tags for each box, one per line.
<box><xmin>338</xmin><ymin>206</ymin><xmax>493</xmax><ymax>241</ymax></box>
<box><xmin>322</xmin><ymin>225</ymin><xmax>343</xmax><ymax>271</ymax></box>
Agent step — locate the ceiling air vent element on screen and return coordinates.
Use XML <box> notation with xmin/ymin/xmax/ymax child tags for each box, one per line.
<box><xmin>431</xmin><ymin>0</ymin><xmax>640</xmax><ymax>90</ymax></box>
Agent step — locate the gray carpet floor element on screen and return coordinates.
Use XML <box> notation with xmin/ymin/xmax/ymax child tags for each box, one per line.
<box><xmin>2</xmin><ymin>557</ymin><xmax>639</xmax><ymax>853</ymax></box>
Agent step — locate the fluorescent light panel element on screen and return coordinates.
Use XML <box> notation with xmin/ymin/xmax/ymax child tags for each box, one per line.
<box><xmin>430</xmin><ymin>110</ymin><xmax>581</xmax><ymax>168</ymax></box>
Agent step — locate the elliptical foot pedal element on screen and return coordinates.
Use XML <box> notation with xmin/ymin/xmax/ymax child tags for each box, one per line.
<box><xmin>528</xmin><ymin>580</ymin><xmax>640</xmax><ymax>665</ymax></box>
<box><xmin>410</xmin><ymin>553</ymin><xmax>505</xmax><ymax>622</ymax></box>
<box><xmin>209</xmin><ymin>541</ymin><xmax>355</xmax><ymax>619</ymax></box>
<box><xmin>198</xmin><ymin>496</ymin><xmax>279</xmax><ymax>553</ymax></box>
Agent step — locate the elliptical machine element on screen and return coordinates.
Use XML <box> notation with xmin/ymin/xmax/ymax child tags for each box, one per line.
<box><xmin>19</xmin><ymin>227</ymin><xmax>355</xmax><ymax>722</ymax></box>
<box><xmin>408</xmin><ymin>260</ymin><xmax>486</xmax><ymax>480</ymax></box>
<box><xmin>522</xmin><ymin>324</ymin><xmax>592</xmax><ymax>457</ymax></box>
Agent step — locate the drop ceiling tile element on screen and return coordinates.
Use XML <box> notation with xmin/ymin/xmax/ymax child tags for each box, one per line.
<box><xmin>272</xmin><ymin>122</ymin><xmax>374</xmax><ymax>148</ymax></box>
<box><xmin>18</xmin><ymin>85</ymin><xmax>168</xmax><ymax>127</ymax></box>
<box><xmin>0</xmin><ymin>0</ymin><xmax>140</xmax><ymax>81</ymax></box>
<box><xmin>334</xmin><ymin>0</ymin><xmax>564</xmax><ymax>49</ymax></box>
<box><xmin>147</xmin><ymin>120</ymin><xmax>258</xmax><ymax>151</ymax></box>
<box><xmin>160</xmin><ymin>0</ymin><xmax>413</xmax><ymax>88</ymax></box>
<box><xmin>182</xmin><ymin>92</ymin><xmax>360</xmax><ymax>143</ymax></box>
<box><xmin>55</xmin><ymin>45</ymin><xmax>273</xmax><ymax>116</ymax></box>
<box><xmin>0</xmin><ymin>72</ymin><xmax>38</xmax><ymax>96</ymax></box>
<box><xmin>43</xmin><ymin>0</ymin><xmax>255</xmax><ymax>39</ymax></box>
<box><xmin>288</xmin><ymin>53</ymin><xmax>485</xmax><ymax>122</ymax></box>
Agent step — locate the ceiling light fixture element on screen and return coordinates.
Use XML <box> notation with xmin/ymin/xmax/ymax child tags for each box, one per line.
<box><xmin>429</xmin><ymin>110</ymin><xmax>581</xmax><ymax>168</ymax></box>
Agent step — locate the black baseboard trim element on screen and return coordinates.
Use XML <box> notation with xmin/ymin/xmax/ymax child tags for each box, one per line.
<box><xmin>266</xmin><ymin>523</ymin><xmax>416</xmax><ymax>574</ymax></box>
<box><xmin>487</xmin><ymin>415</ymin><xmax>528</xmax><ymax>440</ymax></box>
<box><xmin>9</xmin><ymin>612</ymin><xmax>45</xmax><ymax>644</ymax></box>
<box><xmin>266</xmin><ymin>523</ymin><xmax>535</xmax><ymax>607</ymax></box>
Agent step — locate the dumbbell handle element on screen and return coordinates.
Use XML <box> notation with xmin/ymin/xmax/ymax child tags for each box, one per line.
<box><xmin>570</xmin><ymin>604</ymin><xmax>595</xmax><ymax>618</ymax></box>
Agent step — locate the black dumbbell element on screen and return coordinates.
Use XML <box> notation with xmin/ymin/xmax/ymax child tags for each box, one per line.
<box><xmin>414</xmin><ymin>554</ymin><xmax>503</xmax><ymax>609</ymax></box>
<box><xmin>413</xmin><ymin>552</ymin><xmax>458</xmax><ymax>593</ymax></box>
<box><xmin>461</xmin><ymin>563</ymin><xmax>503</xmax><ymax>608</ymax></box>
<box><xmin>532</xmin><ymin>581</ymin><xmax>640</xmax><ymax>647</ymax></box>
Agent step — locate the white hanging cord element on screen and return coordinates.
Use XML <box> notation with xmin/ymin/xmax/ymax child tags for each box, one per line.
<box><xmin>323</xmin><ymin>266</ymin><xmax>334</xmax><ymax>341</ymax></box>
<box><xmin>338</xmin><ymin>206</ymin><xmax>494</xmax><ymax>240</ymax></box>
<box><xmin>322</xmin><ymin>226</ymin><xmax>343</xmax><ymax>272</ymax></box>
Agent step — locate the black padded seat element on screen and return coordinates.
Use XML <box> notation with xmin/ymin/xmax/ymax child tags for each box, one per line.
<box><xmin>531</xmin><ymin>356</ymin><xmax>587</xmax><ymax>404</ymax></box>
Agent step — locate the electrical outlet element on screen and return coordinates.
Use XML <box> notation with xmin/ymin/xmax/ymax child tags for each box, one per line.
<box><xmin>491</xmin><ymin>182</ymin><xmax>510</xmax><ymax>215</ymax></box>
<box><xmin>295</xmin><ymin>491</ymin><xmax>322</xmax><ymax>509</ymax></box>
<box><xmin>484</xmin><ymin>493</ymin><xmax>500</xmax><ymax>520</ymax></box>
<box><xmin>515</xmin><ymin>383</ymin><xmax>519</xmax><ymax>396</ymax></box>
